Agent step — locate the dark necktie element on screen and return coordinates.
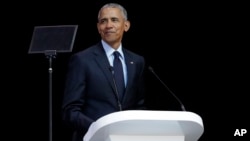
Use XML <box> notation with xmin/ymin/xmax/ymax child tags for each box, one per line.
<box><xmin>113</xmin><ymin>51</ymin><xmax>125</xmax><ymax>100</ymax></box>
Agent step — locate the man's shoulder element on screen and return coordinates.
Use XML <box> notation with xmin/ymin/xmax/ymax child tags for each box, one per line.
<box><xmin>74</xmin><ymin>42</ymin><xmax>101</xmax><ymax>56</ymax></box>
<box><xmin>124</xmin><ymin>48</ymin><xmax>144</xmax><ymax>59</ymax></box>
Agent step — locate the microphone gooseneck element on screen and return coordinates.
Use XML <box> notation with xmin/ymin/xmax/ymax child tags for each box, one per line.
<box><xmin>148</xmin><ymin>66</ymin><xmax>186</xmax><ymax>111</ymax></box>
<box><xmin>109</xmin><ymin>66</ymin><xmax>122</xmax><ymax>111</ymax></box>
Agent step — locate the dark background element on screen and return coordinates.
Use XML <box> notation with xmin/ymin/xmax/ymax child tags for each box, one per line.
<box><xmin>2</xmin><ymin>0</ymin><xmax>248</xmax><ymax>141</ymax></box>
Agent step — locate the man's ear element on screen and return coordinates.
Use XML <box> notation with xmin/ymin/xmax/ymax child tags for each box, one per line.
<box><xmin>124</xmin><ymin>20</ymin><xmax>130</xmax><ymax>32</ymax></box>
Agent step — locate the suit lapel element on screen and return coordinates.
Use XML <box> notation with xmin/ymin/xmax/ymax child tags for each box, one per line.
<box><xmin>93</xmin><ymin>44</ymin><xmax>117</xmax><ymax>95</ymax></box>
<box><xmin>123</xmin><ymin>49</ymin><xmax>136</xmax><ymax>101</ymax></box>
<box><xmin>92</xmin><ymin>44</ymin><xmax>138</xmax><ymax>103</ymax></box>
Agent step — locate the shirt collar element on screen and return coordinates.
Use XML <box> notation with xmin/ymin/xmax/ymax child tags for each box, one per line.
<box><xmin>101</xmin><ymin>40</ymin><xmax>124</xmax><ymax>59</ymax></box>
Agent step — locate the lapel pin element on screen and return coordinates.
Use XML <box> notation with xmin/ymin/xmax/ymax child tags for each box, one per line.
<box><xmin>130</xmin><ymin>61</ymin><xmax>134</xmax><ymax>64</ymax></box>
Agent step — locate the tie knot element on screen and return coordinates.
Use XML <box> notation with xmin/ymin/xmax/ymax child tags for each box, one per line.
<box><xmin>113</xmin><ymin>51</ymin><xmax>120</xmax><ymax>59</ymax></box>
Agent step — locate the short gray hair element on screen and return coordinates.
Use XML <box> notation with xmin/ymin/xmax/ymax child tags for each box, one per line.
<box><xmin>98</xmin><ymin>3</ymin><xmax>128</xmax><ymax>20</ymax></box>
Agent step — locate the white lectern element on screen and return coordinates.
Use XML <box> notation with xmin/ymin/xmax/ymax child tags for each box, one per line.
<box><xmin>83</xmin><ymin>110</ymin><xmax>204</xmax><ymax>141</ymax></box>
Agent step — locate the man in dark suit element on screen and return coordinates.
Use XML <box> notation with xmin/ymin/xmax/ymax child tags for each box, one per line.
<box><xmin>62</xmin><ymin>3</ymin><xmax>146</xmax><ymax>141</ymax></box>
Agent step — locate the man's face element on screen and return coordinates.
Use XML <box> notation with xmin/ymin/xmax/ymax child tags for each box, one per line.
<box><xmin>97</xmin><ymin>7</ymin><xmax>130</xmax><ymax>48</ymax></box>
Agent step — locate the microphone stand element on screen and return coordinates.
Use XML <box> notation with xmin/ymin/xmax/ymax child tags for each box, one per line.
<box><xmin>148</xmin><ymin>66</ymin><xmax>186</xmax><ymax>111</ymax></box>
<box><xmin>45</xmin><ymin>50</ymin><xmax>57</xmax><ymax>141</ymax></box>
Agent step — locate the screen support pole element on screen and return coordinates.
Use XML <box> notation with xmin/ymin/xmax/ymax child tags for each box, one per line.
<box><xmin>45</xmin><ymin>50</ymin><xmax>57</xmax><ymax>141</ymax></box>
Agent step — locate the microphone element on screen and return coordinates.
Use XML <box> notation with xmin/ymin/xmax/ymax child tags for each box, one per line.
<box><xmin>109</xmin><ymin>66</ymin><xmax>122</xmax><ymax>111</ymax></box>
<box><xmin>148</xmin><ymin>66</ymin><xmax>186</xmax><ymax>111</ymax></box>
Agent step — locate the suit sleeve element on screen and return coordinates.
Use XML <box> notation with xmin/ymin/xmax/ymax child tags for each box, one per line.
<box><xmin>135</xmin><ymin>56</ymin><xmax>147</xmax><ymax>110</ymax></box>
<box><xmin>62</xmin><ymin>54</ymin><xmax>94</xmax><ymax>133</ymax></box>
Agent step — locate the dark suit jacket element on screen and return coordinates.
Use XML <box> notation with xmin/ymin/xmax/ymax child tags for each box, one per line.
<box><xmin>62</xmin><ymin>42</ymin><xmax>146</xmax><ymax>141</ymax></box>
